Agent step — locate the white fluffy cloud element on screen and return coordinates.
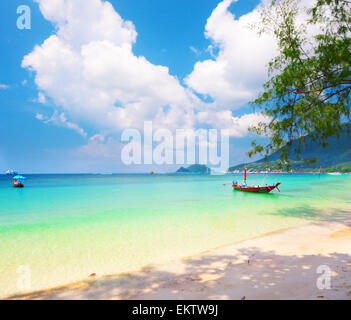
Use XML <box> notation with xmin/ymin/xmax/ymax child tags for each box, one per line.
<box><xmin>185</xmin><ymin>0</ymin><xmax>278</xmax><ymax>109</ymax></box>
<box><xmin>23</xmin><ymin>0</ymin><xmax>198</xmax><ymax>135</ymax></box>
<box><xmin>23</xmin><ymin>0</ymin><xmax>280</xmax><ymax>144</ymax></box>
<box><xmin>186</xmin><ymin>0</ymin><xmax>318</xmax><ymax>110</ymax></box>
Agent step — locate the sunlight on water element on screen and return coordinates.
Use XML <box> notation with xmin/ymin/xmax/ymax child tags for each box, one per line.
<box><xmin>1</xmin><ymin>173</ymin><xmax>350</xmax><ymax>298</ymax></box>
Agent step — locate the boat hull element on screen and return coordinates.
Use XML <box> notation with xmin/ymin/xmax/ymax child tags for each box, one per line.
<box><xmin>13</xmin><ymin>183</ymin><xmax>24</xmax><ymax>188</ymax></box>
<box><xmin>233</xmin><ymin>182</ymin><xmax>281</xmax><ymax>193</ymax></box>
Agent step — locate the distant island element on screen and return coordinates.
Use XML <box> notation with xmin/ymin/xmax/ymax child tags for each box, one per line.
<box><xmin>229</xmin><ymin>126</ymin><xmax>351</xmax><ymax>173</ymax></box>
<box><xmin>176</xmin><ymin>164</ymin><xmax>211</xmax><ymax>174</ymax></box>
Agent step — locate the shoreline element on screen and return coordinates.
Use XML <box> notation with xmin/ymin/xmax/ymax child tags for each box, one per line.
<box><xmin>8</xmin><ymin>217</ymin><xmax>351</xmax><ymax>300</ymax></box>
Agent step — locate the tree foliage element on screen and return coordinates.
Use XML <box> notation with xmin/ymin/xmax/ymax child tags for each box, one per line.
<box><xmin>249</xmin><ymin>0</ymin><xmax>351</xmax><ymax>167</ymax></box>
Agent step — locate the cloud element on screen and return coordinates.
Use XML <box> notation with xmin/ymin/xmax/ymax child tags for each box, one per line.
<box><xmin>0</xmin><ymin>84</ymin><xmax>10</xmax><ymax>89</ymax></box>
<box><xmin>185</xmin><ymin>0</ymin><xmax>278</xmax><ymax>109</ymax></box>
<box><xmin>197</xmin><ymin>111</ymin><xmax>270</xmax><ymax>137</ymax></box>
<box><xmin>36</xmin><ymin>92</ymin><xmax>47</xmax><ymax>104</ymax></box>
<box><xmin>186</xmin><ymin>0</ymin><xmax>319</xmax><ymax>110</ymax></box>
<box><xmin>22</xmin><ymin>0</ymin><xmax>199</xmax><ymax>135</ymax></box>
<box><xmin>35</xmin><ymin>113</ymin><xmax>44</xmax><ymax>120</ymax></box>
<box><xmin>190</xmin><ymin>46</ymin><xmax>201</xmax><ymax>56</ymax></box>
<box><xmin>23</xmin><ymin>0</ymin><xmax>282</xmax><ymax>143</ymax></box>
<box><xmin>36</xmin><ymin>111</ymin><xmax>87</xmax><ymax>137</ymax></box>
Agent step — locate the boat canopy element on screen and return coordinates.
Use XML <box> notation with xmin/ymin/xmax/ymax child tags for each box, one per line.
<box><xmin>13</xmin><ymin>175</ymin><xmax>26</xmax><ymax>180</ymax></box>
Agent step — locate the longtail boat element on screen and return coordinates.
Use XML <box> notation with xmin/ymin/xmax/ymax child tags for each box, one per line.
<box><xmin>232</xmin><ymin>182</ymin><xmax>281</xmax><ymax>193</ymax></box>
<box><xmin>232</xmin><ymin>169</ymin><xmax>281</xmax><ymax>193</ymax></box>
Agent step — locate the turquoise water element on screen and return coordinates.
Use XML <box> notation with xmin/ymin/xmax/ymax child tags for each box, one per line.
<box><xmin>1</xmin><ymin>173</ymin><xmax>351</xmax><ymax>298</ymax></box>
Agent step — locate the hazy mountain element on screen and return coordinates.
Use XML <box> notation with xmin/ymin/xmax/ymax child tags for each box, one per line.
<box><xmin>229</xmin><ymin>126</ymin><xmax>351</xmax><ymax>172</ymax></box>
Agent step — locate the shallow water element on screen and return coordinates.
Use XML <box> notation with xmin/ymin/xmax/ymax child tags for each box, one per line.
<box><xmin>1</xmin><ymin>173</ymin><xmax>350</xmax><ymax>298</ymax></box>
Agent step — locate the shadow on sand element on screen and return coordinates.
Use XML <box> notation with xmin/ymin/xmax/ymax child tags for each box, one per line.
<box><xmin>9</xmin><ymin>240</ymin><xmax>351</xmax><ymax>300</ymax></box>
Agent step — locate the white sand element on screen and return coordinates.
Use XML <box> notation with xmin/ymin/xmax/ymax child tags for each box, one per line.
<box><xmin>8</xmin><ymin>220</ymin><xmax>351</xmax><ymax>300</ymax></box>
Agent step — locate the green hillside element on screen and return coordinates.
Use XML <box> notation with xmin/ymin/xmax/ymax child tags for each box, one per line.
<box><xmin>229</xmin><ymin>126</ymin><xmax>351</xmax><ymax>173</ymax></box>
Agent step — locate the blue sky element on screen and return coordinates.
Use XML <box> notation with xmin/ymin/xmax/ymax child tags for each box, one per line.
<box><xmin>0</xmin><ymin>0</ymin><xmax>270</xmax><ymax>173</ymax></box>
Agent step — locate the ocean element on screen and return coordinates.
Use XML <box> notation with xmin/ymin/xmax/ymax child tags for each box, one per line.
<box><xmin>1</xmin><ymin>173</ymin><xmax>350</xmax><ymax>298</ymax></box>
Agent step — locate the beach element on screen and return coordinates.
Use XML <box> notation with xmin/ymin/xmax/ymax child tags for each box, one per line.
<box><xmin>1</xmin><ymin>173</ymin><xmax>351</xmax><ymax>299</ymax></box>
<box><xmin>9</xmin><ymin>218</ymin><xmax>351</xmax><ymax>300</ymax></box>
<box><xmin>2</xmin><ymin>0</ymin><xmax>350</xmax><ymax>303</ymax></box>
